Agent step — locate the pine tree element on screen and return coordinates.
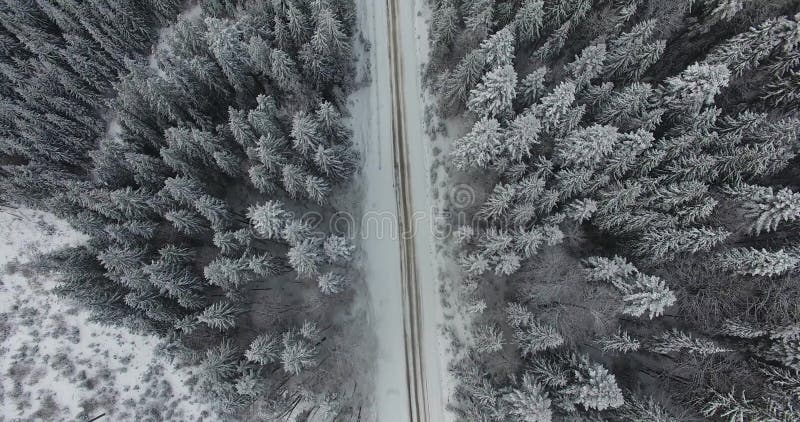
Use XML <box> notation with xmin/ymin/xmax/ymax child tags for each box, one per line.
<box><xmin>503</xmin><ymin>373</ymin><xmax>553</xmax><ymax>422</ymax></box>
<box><xmin>764</xmin><ymin>70</ymin><xmax>800</xmax><ymax>107</ymax></box>
<box><xmin>213</xmin><ymin>229</ymin><xmax>250</xmax><ymax>255</ymax></box>
<box><xmin>194</xmin><ymin>195</ymin><xmax>233</xmax><ymax>230</ymax></box>
<box><xmin>513</xmin><ymin>227</ymin><xmax>545</xmax><ymax>258</ymax></box>
<box><xmin>575</xmin><ymin>364</ymin><xmax>625</xmax><ymax>411</ymax></box>
<box><xmin>554</xmin><ymin>124</ymin><xmax>620</xmax><ymax>168</ymax></box>
<box><xmin>555</xmin><ymin>167</ymin><xmax>594</xmax><ymax>200</ymax></box>
<box><xmin>245</xmin><ymin>332</ymin><xmax>281</xmax><ymax>365</ymax></box>
<box><xmin>281</xmin><ymin>330</ymin><xmax>318</xmax><ymax>374</ymax></box>
<box><xmin>288</xmin><ymin>239</ymin><xmax>322</xmax><ymax>277</ymax></box>
<box><xmin>605</xmin><ymin>20</ymin><xmax>665</xmax><ymax>80</ymax></box>
<box><xmin>636</xmin><ymin>226</ymin><xmax>730</xmax><ymax>261</ymax></box>
<box><xmin>459</xmin><ymin>252</ymin><xmax>492</xmax><ymax>277</ymax></box>
<box><xmin>255</xmin><ymin>134</ymin><xmax>290</xmax><ymax>174</ymax></box>
<box><xmin>229</xmin><ymin>107</ymin><xmax>257</xmax><ymax>148</ymax></box>
<box><xmin>660</xmin><ymin>63</ymin><xmax>730</xmax><ymax>117</ymax></box>
<box><xmin>706</xmin><ymin>15</ymin><xmax>800</xmax><ymax>76</ymax></box>
<box><xmin>248</xmin><ymin>165</ymin><xmax>279</xmax><ymax>195</ymax></box>
<box><xmin>248</xmin><ymin>253</ymin><xmax>281</xmax><ymax>278</ymax></box>
<box><xmin>464</xmin><ymin>0</ymin><xmax>496</xmax><ymax>37</ymax></box>
<box><xmin>513</xmin><ymin>0</ymin><xmax>545</xmax><ymax>44</ymax></box>
<box><xmin>567</xmin><ymin>44</ymin><xmax>606</xmax><ymax>87</ymax></box>
<box><xmin>514</xmin><ymin>321</ymin><xmax>564</xmax><ymax>357</ymax></box>
<box><xmin>164</xmin><ymin>176</ymin><xmax>205</xmax><ymax>205</ymax></box>
<box><xmin>620</xmin><ymin>274</ymin><xmax>676</xmax><ymax>319</ymax></box>
<box><xmin>475</xmin><ymin>324</ymin><xmax>505</xmax><ymax>353</ymax></box>
<box><xmin>480</xmin><ymin>27</ymin><xmax>515</xmax><ymax>67</ymax></box>
<box><xmin>439</xmin><ymin>49</ymin><xmax>486</xmax><ymax>109</ymax></box>
<box><xmin>314</xmin><ymin>145</ymin><xmax>357</xmax><ymax>180</ymax></box>
<box><xmin>159</xmin><ymin>245</ymin><xmax>196</xmax><ymax>265</ymax></box>
<box><xmin>702</xmin><ymin>389</ymin><xmax>774</xmax><ymax>422</ymax></box>
<box><xmin>248</xmin><ymin>95</ymin><xmax>282</xmax><ymax>138</ymax></box>
<box><xmin>618</xmin><ymin>394</ymin><xmax>678</xmax><ymax>422</ymax></box>
<box><xmin>205</xmin><ymin>17</ymin><xmax>254</xmax><ymax>92</ymax></box>
<box><xmin>467</xmin><ymin>64</ymin><xmax>517</xmax><ymax>118</ymax></box>
<box><xmin>649</xmin><ymin>329</ymin><xmax>732</xmax><ymax>355</ymax></box>
<box><xmin>304</xmin><ymin>174</ymin><xmax>331</xmax><ymax>203</ymax></box>
<box><xmin>235</xmin><ymin>369</ymin><xmax>265</xmax><ymax>397</ymax></box>
<box><xmin>478</xmin><ymin>183</ymin><xmax>516</xmax><ymax>220</ymax></box>
<box><xmin>518</xmin><ymin>67</ymin><xmax>548</xmax><ymax>106</ymax></box>
<box><xmin>598</xmin><ymin>329</ymin><xmax>641</xmax><ymax>353</ymax></box>
<box><xmin>728</xmin><ymin>185</ymin><xmax>800</xmax><ymax>235</ymax></box>
<box><xmin>566</xmin><ymin>198</ymin><xmax>598</xmax><ymax>223</ymax></box>
<box><xmin>431</xmin><ymin>0</ymin><xmax>459</xmax><ymax>46</ymax></box>
<box><xmin>323</xmin><ymin>235</ymin><xmax>354</xmax><ymax>263</ymax></box>
<box><xmin>247</xmin><ymin>201</ymin><xmax>287</xmax><ymax>239</ymax></box>
<box><xmin>301</xmin><ymin>5</ymin><xmax>350</xmax><ymax>85</ymax></box>
<box><xmin>720</xmin><ymin>319</ymin><xmax>769</xmax><ymax>339</ymax></box>
<box><xmin>537</xmin><ymin>81</ymin><xmax>577</xmax><ymax>131</ymax></box>
<box><xmin>204</xmin><ymin>256</ymin><xmax>252</xmax><ymax>291</ymax></box>
<box><xmin>199</xmin><ymin>338</ymin><xmax>240</xmax><ymax>386</ymax></box>
<box><xmin>270</xmin><ymin>49</ymin><xmax>301</xmax><ymax>92</ymax></box>
<box><xmin>197</xmin><ymin>301</ymin><xmax>239</xmax><ymax>330</ymax></box>
<box><xmin>715</xmin><ymin>248</ymin><xmax>800</xmax><ymax>277</ymax></box>
<box><xmin>282</xmin><ymin>219</ymin><xmax>315</xmax><ymax>247</ymax></box>
<box><xmin>166</xmin><ymin>209</ymin><xmax>206</xmax><ymax>235</ymax></box>
<box><xmin>597</xmin><ymin>83</ymin><xmax>662</xmax><ymax>131</ymax></box>
<box><xmin>453</xmin><ymin>226</ymin><xmax>476</xmax><ymax>246</ymax></box>
<box><xmin>98</xmin><ymin>245</ymin><xmax>147</xmax><ymax>274</ymax></box>
<box><xmin>318</xmin><ymin>272</ymin><xmax>348</xmax><ymax>295</ymax></box>
<box><xmin>505</xmin><ymin>111</ymin><xmax>541</xmax><ymax>161</ymax></box>
<box><xmin>478</xmin><ymin>227</ymin><xmax>514</xmax><ymax>255</ymax></box>
<box><xmin>125</xmin><ymin>152</ymin><xmax>171</xmax><ymax>189</ymax></box>
<box><xmin>282</xmin><ymin>164</ymin><xmax>309</xmax><ymax>198</ymax></box>
<box><xmin>451</xmin><ymin>117</ymin><xmax>505</xmax><ymax>170</ymax></box>
<box><xmin>291</xmin><ymin>111</ymin><xmax>322</xmax><ymax>155</ymax></box>
<box><xmin>495</xmin><ymin>252</ymin><xmax>522</xmax><ymax>275</ymax></box>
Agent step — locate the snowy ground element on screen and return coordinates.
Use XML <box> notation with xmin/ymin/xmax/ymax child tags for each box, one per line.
<box><xmin>396</xmin><ymin>1</ymin><xmax>450</xmax><ymax>421</ymax></box>
<box><xmin>0</xmin><ymin>208</ymin><xmax>218</xmax><ymax>421</ymax></box>
<box><xmin>347</xmin><ymin>0</ymin><xmax>409</xmax><ymax>419</ymax></box>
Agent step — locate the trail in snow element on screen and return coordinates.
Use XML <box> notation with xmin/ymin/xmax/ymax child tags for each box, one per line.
<box><xmin>348</xmin><ymin>0</ymin><xmax>449</xmax><ymax>420</ymax></box>
<box><xmin>349</xmin><ymin>0</ymin><xmax>410</xmax><ymax>420</ymax></box>
<box><xmin>390</xmin><ymin>0</ymin><xmax>448</xmax><ymax>421</ymax></box>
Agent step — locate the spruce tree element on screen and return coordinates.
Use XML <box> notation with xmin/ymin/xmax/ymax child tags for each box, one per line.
<box><xmin>503</xmin><ymin>373</ymin><xmax>553</xmax><ymax>422</ymax></box>
<box><xmin>318</xmin><ymin>272</ymin><xmax>348</xmax><ymax>295</ymax></box>
<box><xmin>716</xmin><ymin>248</ymin><xmax>800</xmax><ymax>276</ymax></box>
<box><xmin>467</xmin><ymin>64</ymin><xmax>517</xmax><ymax>118</ymax></box>
<box><xmin>198</xmin><ymin>301</ymin><xmax>240</xmax><ymax>330</ymax></box>
<box><xmin>245</xmin><ymin>332</ymin><xmax>281</xmax><ymax>365</ymax></box>
<box><xmin>247</xmin><ymin>201</ymin><xmax>287</xmax><ymax>239</ymax></box>
<box><xmin>288</xmin><ymin>239</ymin><xmax>322</xmax><ymax>277</ymax></box>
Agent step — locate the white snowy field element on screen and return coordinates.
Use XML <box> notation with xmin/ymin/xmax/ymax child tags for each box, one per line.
<box><xmin>0</xmin><ymin>208</ymin><xmax>217</xmax><ymax>421</ymax></box>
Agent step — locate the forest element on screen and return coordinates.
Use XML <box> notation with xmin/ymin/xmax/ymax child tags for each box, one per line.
<box><xmin>428</xmin><ymin>0</ymin><xmax>800</xmax><ymax>420</ymax></box>
<box><xmin>0</xmin><ymin>0</ymin><xmax>364</xmax><ymax>418</ymax></box>
<box><xmin>3</xmin><ymin>0</ymin><xmax>800</xmax><ymax>420</ymax></box>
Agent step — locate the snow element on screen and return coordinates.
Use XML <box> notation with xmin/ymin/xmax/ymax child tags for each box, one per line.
<box><xmin>348</xmin><ymin>0</ymin><xmax>410</xmax><ymax>419</ymax></box>
<box><xmin>398</xmin><ymin>1</ymin><xmax>450</xmax><ymax>421</ymax></box>
<box><xmin>348</xmin><ymin>0</ymin><xmax>452</xmax><ymax>420</ymax></box>
<box><xmin>0</xmin><ymin>208</ymin><xmax>218</xmax><ymax>421</ymax></box>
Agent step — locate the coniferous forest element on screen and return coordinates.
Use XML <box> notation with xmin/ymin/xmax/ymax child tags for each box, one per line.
<box><xmin>2</xmin><ymin>0</ymin><xmax>800</xmax><ymax>420</ymax></box>
<box><xmin>429</xmin><ymin>0</ymin><xmax>800</xmax><ymax>420</ymax></box>
<box><xmin>0</xmin><ymin>0</ymin><xmax>362</xmax><ymax>418</ymax></box>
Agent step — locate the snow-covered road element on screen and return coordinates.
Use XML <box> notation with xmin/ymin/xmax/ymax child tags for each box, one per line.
<box><xmin>349</xmin><ymin>0</ymin><xmax>447</xmax><ymax>420</ymax></box>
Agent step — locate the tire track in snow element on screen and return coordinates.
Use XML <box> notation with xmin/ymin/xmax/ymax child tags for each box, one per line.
<box><xmin>385</xmin><ymin>0</ymin><xmax>429</xmax><ymax>420</ymax></box>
